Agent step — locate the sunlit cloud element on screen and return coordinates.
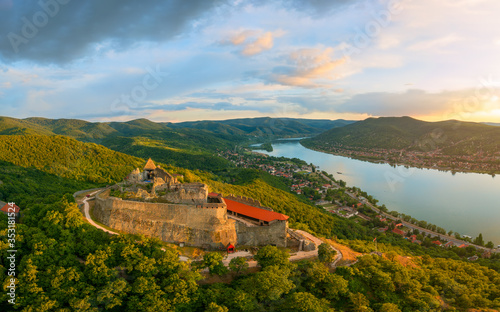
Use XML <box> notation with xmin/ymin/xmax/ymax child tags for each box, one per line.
<box><xmin>223</xmin><ymin>29</ymin><xmax>284</xmax><ymax>56</ymax></box>
<box><xmin>273</xmin><ymin>47</ymin><xmax>346</xmax><ymax>88</ymax></box>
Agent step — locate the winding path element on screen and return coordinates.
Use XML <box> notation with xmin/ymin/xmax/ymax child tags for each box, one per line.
<box><xmin>81</xmin><ymin>190</ymin><xmax>118</xmax><ymax>235</ymax></box>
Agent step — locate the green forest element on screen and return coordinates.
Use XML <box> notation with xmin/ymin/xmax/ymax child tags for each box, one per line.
<box><xmin>0</xmin><ymin>128</ymin><xmax>499</xmax><ymax>311</ymax></box>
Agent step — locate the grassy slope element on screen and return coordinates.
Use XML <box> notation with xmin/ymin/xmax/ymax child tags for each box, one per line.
<box><xmin>0</xmin><ymin>135</ymin><xmax>144</xmax><ymax>183</ymax></box>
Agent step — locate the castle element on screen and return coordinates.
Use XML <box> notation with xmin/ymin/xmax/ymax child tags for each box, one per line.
<box><xmin>93</xmin><ymin>158</ymin><xmax>291</xmax><ymax>249</ymax></box>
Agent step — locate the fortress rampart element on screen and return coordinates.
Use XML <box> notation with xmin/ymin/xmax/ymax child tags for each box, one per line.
<box><xmin>235</xmin><ymin>219</ymin><xmax>288</xmax><ymax>247</ymax></box>
<box><xmin>94</xmin><ymin>189</ymin><xmax>236</xmax><ymax>248</ymax></box>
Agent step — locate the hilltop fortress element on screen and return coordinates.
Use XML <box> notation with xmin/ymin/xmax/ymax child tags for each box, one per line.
<box><xmin>93</xmin><ymin>159</ymin><xmax>295</xmax><ymax>249</ymax></box>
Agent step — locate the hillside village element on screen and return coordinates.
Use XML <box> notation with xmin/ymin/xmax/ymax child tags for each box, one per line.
<box><xmin>308</xmin><ymin>144</ymin><xmax>500</xmax><ymax>175</ymax></box>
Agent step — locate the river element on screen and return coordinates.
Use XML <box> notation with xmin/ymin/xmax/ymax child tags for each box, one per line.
<box><xmin>260</xmin><ymin>139</ymin><xmax>500</xmax><ymax>245</ymax></box>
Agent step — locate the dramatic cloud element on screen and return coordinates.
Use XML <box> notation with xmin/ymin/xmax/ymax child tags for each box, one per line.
<box><xmin>273</xmin><ymin>48</ymin><xmax>346</xmax><ymax>88</ymax></box>
<box><xmin>0</xmin><ymin>0</ymin><xmax>227</xmax><ymax>64</ymax></box>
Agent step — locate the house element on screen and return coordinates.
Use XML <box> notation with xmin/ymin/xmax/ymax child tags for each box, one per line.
<box><xmin>1</xmin><ymin>203</ymin><xmax>20</xmax><ymax>219</ymax></box>
<box><xmin>482</xmin><ymin>251</ymin><xmax>492</xmax><ymax>259</ymax></box>
<box><xmin>392</xmin><ymin>228</ymin><xmax>405</xmax><ymax>236</ymax></box>
<box><xmin>443</xmin><ymin>241</ymin><xmax>454</xmax><ymax>248</ymax></box>
<box><xmin>432</xmin><ymin>240</ymin><xmax>442</xmax><ymax>246</ymax></box>
<box><xmin>467</xmin><ymin>255</ymin><xmax>479</xmax><ymax>261</ymax></box>
<box><xmin>458</xmin><ymin>244</ymin><xmax>469</xmax><ymax>248</ymax></box>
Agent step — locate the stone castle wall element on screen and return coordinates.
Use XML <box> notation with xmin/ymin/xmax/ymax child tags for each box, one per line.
<box><xmin>154</xmin><ymin>182</ymin><xmax>208</xmax><ymax>204</ymax></box>
<box><xmin>235</xmin><ymin>220</ymin><xmax>288</xmax><ymax>247</ymax></box>
<box><xmin>94</xmin><ymin>190</ymin><xmax>237</xmax><ymax>248</ymax></box>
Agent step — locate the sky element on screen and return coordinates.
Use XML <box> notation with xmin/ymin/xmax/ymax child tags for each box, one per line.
<box><xmin>1</xmin><ymin>0</ymin><xmax>500</xmax><ymax>123</ymax></box>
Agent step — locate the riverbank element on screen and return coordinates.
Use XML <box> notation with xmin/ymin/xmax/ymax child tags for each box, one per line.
<box><xmin>300</xmin><ymin>141</ymin><xmax>499</xmax><ymax>176</ymax></box>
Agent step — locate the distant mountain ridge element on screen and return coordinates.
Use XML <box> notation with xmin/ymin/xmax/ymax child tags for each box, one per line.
<box><xmin>0</xmin><ymin>116</ymin><xmax>354</xmax><ymax>142</ymax></box>
<box><xmin>167</xmin><ymin>117</ymin><xmax>354</xmax><ymax>138</ymax></box>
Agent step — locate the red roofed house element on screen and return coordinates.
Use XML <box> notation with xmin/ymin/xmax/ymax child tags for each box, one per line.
<box><xmin>392</xmin><ymin>228</ymin><xmax>405</xmax><ymax>236</ymax></box>
<box><xmin>1</xmin><ymin>203</ymin><xmax>20</xmax><ymax>219</ymax></box>
<box><xmin>444</xmin><ymin>241</ymin><xmax>454</xmax><ymax>248</ymax></box>
<box><xmin>432</xmin><ymin>240</ymin><xmax>443</xmax><ymax>246</ymax></box>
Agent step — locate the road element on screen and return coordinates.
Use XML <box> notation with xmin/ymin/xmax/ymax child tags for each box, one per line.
<box><xmin>319</xmin><ymin>173</ymin><xmax>499</xmax><ymax>253</ymax></box>
<box><xmin>82</xmin><ymin>190</ymin><xmax>118</xmax><ymax>235</ymax></box>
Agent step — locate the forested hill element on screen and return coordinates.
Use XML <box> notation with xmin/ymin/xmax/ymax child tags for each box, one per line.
<box><xmin>303</xmin><ymin>116</ymin><xmax>500</xmax><ymax>155</ymax></box>
<box><xmin>167</xmin><ymin>117</ymin><xmax>354</xmax><ymax>138</ymax></box>
<box><xmin>0</xmin><ymin>116</ymin><xmax>353</xmax><ymax>144</ymax></box>
<box><xmin>0</xmin><ymin>135</ymin><xmax>143</xmax><ymax>183</ymax></box>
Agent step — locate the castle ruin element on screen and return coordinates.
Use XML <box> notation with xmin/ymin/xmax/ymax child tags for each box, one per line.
<box><xmin>93</xmin><ymin>158</ymin><xmax>292</xmax><ymax>249</ymax></box>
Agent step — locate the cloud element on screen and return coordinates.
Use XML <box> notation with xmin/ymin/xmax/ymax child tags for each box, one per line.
<box><xmin>274</xmin><ymin>0</ymin><xmax>357</xmax><ymax>16</ymax></box>
<box><xmin>224</xmin><ymin>29</ymin><xmax>283</xmax><ymax>56</ymax></box>
<box><xmin>336</xmin><ymin>89</ymin><xmax>477</xmax><ymax>116</ymax></box>
<box><xmin>228</xmin><ymin>30</ymin><xmax>256</xmax><ymax>45</ymax></box>
<box><xmin>408</xmin><ymin>34</ymin><xmax>462</xmax><ymax>51</ymax></box>
<box><xmin>0</xmin><ymin>0</ymin><xmax>228</xmax><ymax>64</ymax></box>
<box><xmin>241</xmin><ymin>32</ymin><xmax>274</xmax><ymax>55</ymax></box>
<box><xmin>273</xmin><ymin>47</ymin><xmax>346</xmax><ymax>88</ymax></box>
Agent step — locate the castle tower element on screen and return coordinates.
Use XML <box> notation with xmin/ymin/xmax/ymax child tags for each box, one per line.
<box><xmin>144</xmin><ymin>158</ymin><xmax>157</xmax><ymax>180</ymax></box>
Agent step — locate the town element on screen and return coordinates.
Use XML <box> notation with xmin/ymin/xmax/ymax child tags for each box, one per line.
<box><xmin>309</xmin><ymin>144</ymin><xmax>500</xmax><ymax>175</ymax></box>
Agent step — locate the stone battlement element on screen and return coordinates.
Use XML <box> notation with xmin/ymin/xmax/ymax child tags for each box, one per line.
<box><xmin>196</xmin><ymin>203</ymin><xmax>227</xmax><ymax>209</ymax></box>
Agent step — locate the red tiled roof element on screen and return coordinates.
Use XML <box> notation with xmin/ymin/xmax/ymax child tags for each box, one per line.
<box><xmin>1</xmin><ymin>204</ymin><xmax>20</xmax><ymax>213</ymax></box>
<box><xmin>392</xmin><ymin>228</ymin><xmax>405</xmax><ymax>236</ymax></box>
<box><xmin>223</xmin><ymin>198</ymin><xmax>289</xmax><ymax>222</ymax></box>
<box><xmin>432</xmin><ymin>240</ymin><xmax>442</xmax><ymax>246</ymax></box>
<box><xmin>208</xmin><ymin>192</ymin><xmax>289</xmax><ymax>222</ymax></box>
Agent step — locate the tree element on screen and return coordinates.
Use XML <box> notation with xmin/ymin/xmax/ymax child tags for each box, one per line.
<box><xmin>379</xmin><ymin>303</ymin><xmax>401</xmax><ymax>312</ymax></box>
<box><xmin>206</xmin><ymin>302</ymin><xmax>229</xmax><ymax>312</ymax></box>
<box><xmin>473</xmin><ymin>233</ymin><xmax>484</xmax><ymax>246</ymax></box>
<box><xmin>278</xmin><ymin>292</ymin><xmax>331</xmax><ymax>312</ymax></box>
<box><xmin>242</xmin><ymin>265</ymin><xmax>294</xmax><ymax>302</ymax></box>
<box><xmin>349</xmin><ymin>292</ymin><xmax>373</xmax><ymax>312</ymax></box>
<box><xmin>485</xmin><ymin>241</ymin><xmax>494</xmax><ymax>249</ymax></box>
<box><xmin>254</xmin><ymin>245</ymin><xmax>290</xmax><ymax>269</ymax></box>
<box><xmin>318</xmin><ymin>243</ymin><xmax>336</xmax><ymax>264</ymax></box>
<box><xmin>229</xmin><ymin>257</ymin><xmax>249</xmax><ymax>275</ymax></box>
<box><xmin>203</xmin><ymin>252</ymin><xmax>228</xmax><ymax>276</ymax></box>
